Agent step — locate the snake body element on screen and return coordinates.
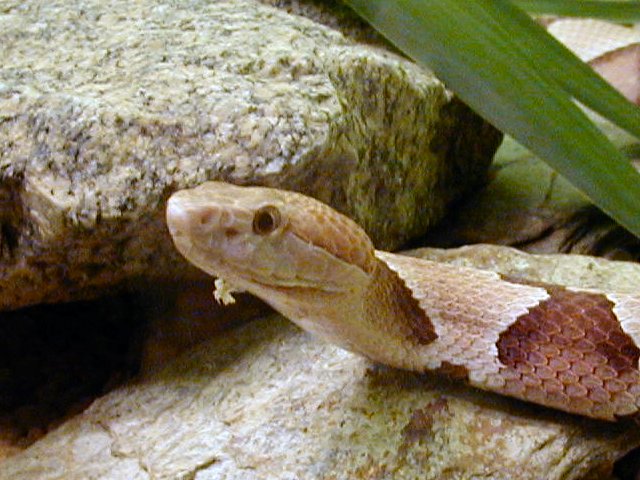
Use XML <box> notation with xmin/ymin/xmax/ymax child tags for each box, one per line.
<box><xmin>166</xmin><ymin>182</ymin><xmax>640</xmax><ymax>421</ymax></box>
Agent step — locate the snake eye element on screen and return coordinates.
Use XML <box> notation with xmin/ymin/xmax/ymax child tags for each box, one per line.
<box><xmin>252</xmin><ymin>205</ymin><xmax>281</xmax><ymax>235</ymax></box>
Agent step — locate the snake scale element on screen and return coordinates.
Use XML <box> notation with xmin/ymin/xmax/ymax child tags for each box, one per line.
<box><xmin>166</xmin><ymin>182</ymin><xmax>640</xmax><ymax>421</ymax></box>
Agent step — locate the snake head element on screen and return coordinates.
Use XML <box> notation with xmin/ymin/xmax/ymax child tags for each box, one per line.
<box><xmin>166</xmin><ymin>182</ymin><xmax>376</xmax><ymax>295</ymax></box>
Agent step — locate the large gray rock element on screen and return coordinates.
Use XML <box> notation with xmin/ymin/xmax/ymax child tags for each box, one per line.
<box><xmin>0</xmin><ymin>0</ymin><xmax>501</xmax><ymax>310</ymax></box>
<box><xmin>2</xmin><ymin>246</ymin><xmax>639</xmax><ymax>480</ymax></box>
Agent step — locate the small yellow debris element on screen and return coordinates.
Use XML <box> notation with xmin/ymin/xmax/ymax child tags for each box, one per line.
<box><xmin>213</xmin><ymin>278</ymin><xmax>238</xmax><ymax>305</ymax></box>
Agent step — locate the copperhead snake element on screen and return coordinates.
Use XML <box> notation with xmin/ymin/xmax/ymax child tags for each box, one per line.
<box><xmin>165</xmin><ymin>181</ymin><xmax>640</xmax><ymax>421</ymax></box>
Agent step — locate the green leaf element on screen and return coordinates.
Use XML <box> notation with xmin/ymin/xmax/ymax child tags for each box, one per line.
<box><xmin>491</xmin><ymin>0</ymin><xmax>640</xmax><ymax>140</ymax></box>
<box><xmin>344</xmin><ymin>0</ymin><xmax>640</xmax><ymax>238</ymax></box>
<box><xmin>514</xmin><ymin>1</ymin><xmax>640</xmax><ymax>22</ymax></box>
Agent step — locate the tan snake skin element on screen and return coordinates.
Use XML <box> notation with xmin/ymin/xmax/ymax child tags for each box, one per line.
<box><xmin>166</xmin><ymin>182</ymin><xmax>640</xmax><ymax>421</ymax></box>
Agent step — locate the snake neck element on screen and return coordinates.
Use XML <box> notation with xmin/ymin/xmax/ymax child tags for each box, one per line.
<box><xmin>289</xmin><ymin>257</ymin><xmax>438</xmax><ymax>370</ymax></box>
<box><xmin>246</xmin><ymin>256</ymin><xmax>435</xmax><ymax>370</ymax></box>
<box><xmin>357</xmin><ymin>258</ymin><xmax>439</xmax><ymax>369</ymax></box>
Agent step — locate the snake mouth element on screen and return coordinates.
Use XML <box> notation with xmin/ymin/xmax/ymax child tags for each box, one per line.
<box><xmin>236</xmin><ymin>269</ymin><xmax>344</xmax><ymax>294</ymax></box>
<box><xmin>194</xmin><ymin>252</ymin><xmax>327</xmax><ymax>292</ymax></box>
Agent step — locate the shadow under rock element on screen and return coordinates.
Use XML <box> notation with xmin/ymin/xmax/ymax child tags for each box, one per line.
<box><xmin>0</xmin><ymin>294</ymin><xmax>146</xmax><ymax>454</ymax></box>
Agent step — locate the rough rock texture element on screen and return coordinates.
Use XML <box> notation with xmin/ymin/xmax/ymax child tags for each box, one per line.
<box><xmin>0</xmin><ymin>0</ymin><xmax>501</xmax><ymax>310</ymax></box>
<box><xmin>2</xmin><ymin>246</ymin><xmax>640</xmax><ymax>480</ymax></box>
<box><xmin>408</xmin><ymin>244</ymin><xmax>640</xmax><ymax>293</ymax></box>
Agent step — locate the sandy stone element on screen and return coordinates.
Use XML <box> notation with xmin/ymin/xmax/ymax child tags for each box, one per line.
<box><xmin>408</xmin><ymin>244</ymin><xmax>640</xmax><ymax>292</ymax></box>
<box><xmin>0</xmin><ymin>0</ymin><xmax>500</xmax><ymax>310</ymax></box>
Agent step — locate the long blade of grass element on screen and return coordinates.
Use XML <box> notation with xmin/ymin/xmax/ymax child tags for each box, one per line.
<box><xmin>488</xmin><ymin>0</ymin><xmax>640</xmax><ymax>140</ymax></box>
<box><xmin>345</xmin><ymin>0</ymin><xmax>640</xmax><ymax>238</ymax></box>
<box><xmin>514</xmin><ymin>0</ymin><xmax>640</xmax><ymax>22</ymax></box>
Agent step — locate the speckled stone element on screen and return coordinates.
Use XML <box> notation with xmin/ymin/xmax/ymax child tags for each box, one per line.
<box><xmin>0</xmin><ymin>0</ymin><xmax>500</xmax><ymax>310</ymax></box>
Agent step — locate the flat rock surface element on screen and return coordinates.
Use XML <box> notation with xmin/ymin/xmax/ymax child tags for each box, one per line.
<box><xmin>3</xmin><ymin>245</ymin><xmax>639</xmax><ymax>480</ymax></box>
<box><xmin>409</xmin><ymin>244</ymin><xmax>640</xmax><ymax>291</ymax></box>
<box><xmin>0</xmin><ymin>0</ymin><xmax>500</xmax><ymax>310</ymax></box>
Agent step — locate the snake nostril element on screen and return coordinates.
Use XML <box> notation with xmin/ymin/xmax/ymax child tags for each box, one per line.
<box><xmin>225</xmin><ymin>228</ymin><xmax>239</xmax><ymax>238</ymax></box>
<box><xmin>198</xmin><ymin>210</ymin><xmax>215</xmax><ymax>226</ymax></box>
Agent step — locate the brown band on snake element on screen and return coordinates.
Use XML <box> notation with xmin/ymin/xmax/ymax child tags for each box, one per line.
<box><xmin>496</xmin><ymin>285</ymin><xmax>640</xmax><ymax>416</ymax></box>
<box><xmin>371</xmin><ymin>261</ymin><xmax>438</xmax><ymax>346</ymax></box>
